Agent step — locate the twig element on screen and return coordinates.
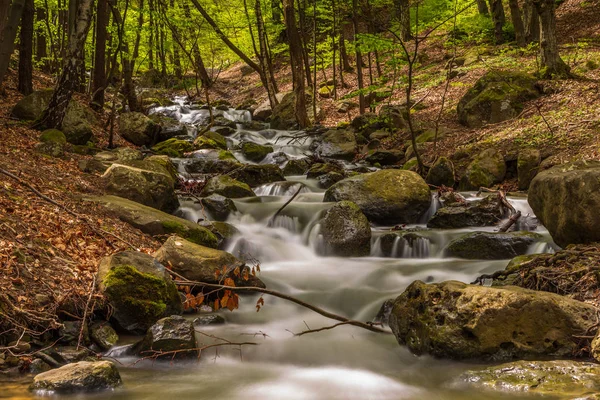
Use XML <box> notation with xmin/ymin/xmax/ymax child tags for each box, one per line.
<box><xmin>267</xmin><ymin>185</ymin><xmax>304</xmax><ymax>227</ymax></box>
<box><xmin>130</xmin><ymin>341</ymin><xmax>258</xmax><ymax>365</ymax></box>
<box><xmin>77</xmin><ymin>276</ymin><xmax>96</xmax><ymax>350</ymax></box>
<box><xmin>291</xmin><ymin>321</ymin><xmax>355</xmax><ymax>336</ymax></box>
<box><xmin>498</xmin><ymin>211</ymin><xmax>521</xmax><ymax>232</ymax></box>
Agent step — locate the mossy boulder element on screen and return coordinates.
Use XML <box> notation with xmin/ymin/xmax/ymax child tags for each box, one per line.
<box><xmin>153</xmin><ymin>236</ymin><xmax>265</xmax><ymax>288</ymax></box>
<box><xmin>457</xmin><ymin>70</ymin><xmax>540</xmax><ymax>128</ymax></box>
<box><xmin>320</xmin><ymin>201</ymin><xmax>371</xmax><ymax>257</ymax></box>
<box><xmin>317</xmin><ymin>171</ymin><xmax>345</xmax><ymax>189</ymax></box>
<box><xmin>318</xmin><ymin>85</ymin><xmax>333</xmax><ymax>98</ymax></box>
<box><xmin>426</xmin><ymin>157</ymin><xmax>455</xmax><ymax>187</ymax></box>
<box><xmin>456</xmin><ymin>361</ymin><xmax>600</xmax><ymax>398</ymax></box>
<box><xmin>427</xmin><ymin>194</ymin><xmax>506</xmax><ymax>228</ymax></box>
<box><xmin>517</xmin><ymin>148</ymin><xmax>541</xmax><ymax>190</ymax></box>
<box><xmin>133</xmin><ymin>316</ymin><xmax>197</xmax><ymax>358</ymax></box>
<box><xmin>444</xmin><ymin>231</ymin><xmax>542</xmax><ymax>259</ymax></box>
<box><xmin>378</xmin><ymin>105</ymin><xmax>408</xmax><ymax>131</ymax></box>
<box><xmin>306</xmin><ymin>162</ymin><xmax>343</xmax><ymax>179</ymax></box>
<box><xmin>350</xmin><ymin>112</ymin><xmax>386</xmax><ymax>136</ymax></box>
<box><xmin>40</xmin><ymin>129</ymin><xmax>67</xmax><ymax>145</ymax></box>
<box><xmin>119</xmin><ymin>112</ymin><xmax>160</xmax><ymax>146</ymax></box>
<box><xmin>89</xmin><ymin>322</ymin><xmax>118</xmax><ymax>351</ymax></box>
<box><xmin>283</xmin><ymin>158</ymin><xmax>311</xmax><ymax>176</ymax></box>
<box><xmin>200</xmin><ymin>194</ymin><xmax>237</xmax><ymax>221</ymax></box>
<box><xmin>528</xmin><ymin>160</ymin><xmax>600</xmax><ymax>247</ymax></box>
<box><xmin>200</xmin><ymin>175</ymin><xmax>255</xmax><ymax>198</ymax></box>
<box><xmin>88</xmin><ymin>195</ymin><xmax>218</xmax><ymax>248</ymax></box>
<box><xmin>180</xmin><ymin>149</ymin><xmax>241</xmax><ymax>174</ymax></box>
<box><xmin>389</xmin><ymin>280</ymin><xmax>598</xmax><ymax>360</ymax></box>
<box><xmin>365</xmin><ymin>150</ymin><xmax>404</xmax><ymax>166</ymax></box>
<box><xmin>324</xmin><ymin>170</ymin><xmax>431</xmax><ymax>225</ymax></box>
<box><xmin>402</xmin><ymin>158</ymin><xmax>419</xmax><ymax>171</ymax></box>
<box><xmin>35</xmin><ymin>141</ymin><xmax>64</xmax><ymax>157</ymax></box>
<box><xmin>194</xmin><ymin>131</ymin><xmax>227</xmax><ymax>150</ymax></box>
<box><xmin>316</xmin><ymin>129</ymin><xmax>357</xmax><ymax>161</ymax></box>
<box><xmin>460</xmin><ymin>148</ymin><xmax>506</xmax><ymax>190</ymax></box>
<box><xmin>102</xmin><ymin>164</ymin><xmax>179</xmax><ymax>213</ymax></box>
<box><xmin>12</xmin><ymin>90</ymin><xmax>96</xmax><ymax>145</ymax></box>
<box><xmin>270</xmin><ymin>91</ymin><xmax>320</xmax><ymax>130</ymax></box>
<box><xmin>97</xmin><ymin>251</ymin><xmax>182</xmax><ymax>334</ymax></box>
<box><xmin>151</xmin><ymin>138</ymin><xmax>194</xmax><ymax>158</ymax></box>
<box><xmin>30</xmin><ymin>361</ymin><xmax>122</xmax><ymax>394</ymax></box>
<box><xmin>241</xmin><ymin>141</ymin><xmax>273</xmax><ymax>162</ymax></box>
<box><xmin>145</xmin><ymin>155</ymin><xmax>178</xmax><ymax>182</ymax></box>
<box><xmin>229</xmin><ymin>164</ymin><xmax>285</xmax><ymax>187</ymax></box>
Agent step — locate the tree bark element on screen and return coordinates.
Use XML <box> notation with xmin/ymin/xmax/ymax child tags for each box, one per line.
<box><xmin>352</xmin><ymin>0</ymin><xmax>365</xmax><ymax>114</ymax></box>
<box><xmin>523</xmin><ymin>0</ymin><xmax>539</xmax><ymax>43</ymax></box>
<box><xmin>396</xmin><ymin>0</ymin><xmax>411</xmax><ymax>41</ymax></box>
<box><xmin>18</xmin><ymin>0</ymin><xmax>34</xmax><ymax>94</ymax></box>
<box><xmin>91</xmin><ymin>0</ymin><xmax>108</xmax><ymax>109</ymax></box>
<box><xmin>34</xmin><ymin>0</ymin><xmax>93</xmax><ymax>130</ymax></box>
<box><xmin>476</xmin><ymin>0</ymin><xmax>489</xmax><ymax>14</ymax></box>
<box><xmin>533</xmin><ymin>0</ymin><xmax>569</xmax><ymax>78</ymax></box>
<box><xmin>35</xmin><ymin>7</ymin><xmax>48</xmax><ymax>70</ymax></box>
<box><xmin>255</xmin><ymin>0</ymin><xmax>279</xmax><ymax>108</ymax></box>
<box><xmin>508</xmin><ymin>0</ymin><xmax>526</xmax><ymax>47</ymax></box>
<box><xmin>489</xmin><ymin>0</ymin><xmax>505</xmax><ymax>44</ymax></box>
<box><xmin>296</xmin><ymin>0</ymin><xmax>312</xmax><ymax>88</ymax></box>
<box><xmin>0</xmin><ymin>0</ymin><xmax>10</xmax><ymax>37</ymax></box>
<box><xmin>283</xmin><ymin>0</ymin><xmax>309</xmax><ymax>127</ymax></box>
<box><xmin>0</xmin><ymin>0</ymin><xmax>25</xmax><ymax>89</ymax></box>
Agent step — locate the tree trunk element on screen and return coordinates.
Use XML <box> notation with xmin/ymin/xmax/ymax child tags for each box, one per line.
<box><xmin>35</xmin><ymin>7</ymin><xmax>48</xmax><ymax>70</ymax></box>
<box><xmin>296</xmin><ymin>0</ymin><xmax>312</xmax><ymax>88</ymax></box>
<box><xmin>34</xmin><ymin>0</ymin><xmax>93</xmax><ymax>130</ymax></box>
<box><xmin>476</xmin><ymin>0</ymin><xmax>489</xmax><ymax>14</ymax></box>
<box><xmin>339</xmin><ymin>32</ymin><xmax>351</xmax><ymax>72</ymax></box>
<box><xmin>0</xmin><ymin>0</ymin><xmax>10</xmax><ymax>37</ymax></box>
<box><xmin>508</xmin><ymin>0</ymin><xmax>526</xmax><ymax>47</ymax></box>
<box><xmin>283</xmin><ymin>0</ymin><xmax>309</xmax><ymax>127</ymax></box>
<box><xmin>0</xmin><ymin>0</ymin><xmax>25</xmax><ymax>89</ymax></box>
<box><xmin>352</xmin><ymin>0</ymin><xmax>365</xmax><ymax>114</ymax></box>
<box><xmin>18</xmin><ymin>0</ymin><xmax>34</xmax><ymax>94</ymax></box>
<box><xmin>255</xmin><ymin>0</ymin><xmax>279</xmax><ymax>108</ymax></box>
<box><xmin>523</xmin><ymin>0</ymin><xmax>539</xmax><ymax>43</ymax></box>
<box><xmin>91</xmin><ymin>0</ymin><xmax>108</xmax><ymax>109</ymax></box>
<box><xmin>489</xmin><ymin>0</ymin><xmax>505</xmax><ymax>44</ymax></box>
<box><xmin>148</xmin><ymin>0</ymin><xmax>154</xmax><ymax>70</ymax></box>
<box><xmin>533</xmin><ymin>0</ymin><xmax>569</xmax><ymax>78</ymax></box>
<box><xmin>396</xmin><ymin>0</ymin><xmax>411</xmax><ymax>41</ymax></box>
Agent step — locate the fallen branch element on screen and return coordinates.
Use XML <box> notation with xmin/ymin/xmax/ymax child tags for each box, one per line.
<box><xmin>289</xmin><ymin>321</ymin><xmax>355</xmax><ymax>336</ymax></box>
<box><xmin>130</xmin><ymin>341</ymin><xmax>258</xmax><ymax>365</ymax></box>
<box><xmin>498</xmin><ymin>211</ymin><xmax>521</xmax><ymax>232</ymax></box>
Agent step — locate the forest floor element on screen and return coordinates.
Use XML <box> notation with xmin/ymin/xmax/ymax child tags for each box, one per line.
<box><xmin>1</xmin><ymin>0</ymin><xmax>600</xmax><ymax>361</ymax></box>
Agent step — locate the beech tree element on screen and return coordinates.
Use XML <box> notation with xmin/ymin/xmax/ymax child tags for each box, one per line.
<box><xmin>533</xmin><ymin>0</ymin><xmax>570</xmax><ymax>78</ymax></box>
<box><xmin>283</xmin><ymin>0</ymin><xmax>309</xmax><ymax>127</ymax></box>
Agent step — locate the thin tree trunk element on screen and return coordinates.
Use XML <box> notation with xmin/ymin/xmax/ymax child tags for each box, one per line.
<box><xmin>18</xmin><ymin>0</ymin><xmax>34</xmax><ymax>94</ymax></box>
<box><xmin>255</xmin><ymin>0</ymin><xmax>279</xmax><ymax>108</ymax></box>
<box><xmin>91</xmin><ymin>0</ymin><xmax>108</xmax><ymax>109</ymax></box>
<box><xmin>181</xmin><ymin>2</ymin><xmax>211</xmax><ymax>90</ymax></box>
<box><xmin>476</xmin><ymin>0</ymin><xmax>489</xmax><ymax>14</ymax></box>
<box><xmin>339</xmin><ymin>31</ymin><xmax>352</xmax><ymax>71</ymax></box>
<box><xmin>331</xmin><ymin>0</ymin><xmax>337</xmax><ymax>99</ymax></box>
<box><xmin>533</xmin><ymin>0</ymin><xmax>569</xmax><ymax>78</ymax></box>
<box><xmin>0</xmin><ymin>0</ymin><xmax>26</xmax><ymax>89</ymax></box>
<box><xmin>523</xmin><ymin>0</ymin><xmax>539</xmax><ymax>43</ymax></box>
<box><xmin>283</xmin><ymin>0</ymin><xmax>309</xmax><ymax>127</ymax></box>
<box><xmin>35</xmin><ymin>7</ymin><xmax>48</xmax><ymax>70</ymax></box>
<box><xmin>352</xmin><ymin>0</ymin><xmax>365</xmax><ymax>114</ymax></box>
<box><xmin>508</xmin><ymin>0</ymin><xmax>526</xmax><ymax>47</ymax></box>
<box><xmin>148</xmin><ymin>0</ymin><xmax>154</xmax><ymax>70</ymax></box>
<box><xmin>297</xmin><ymin>0</ymin><xmax>312</xmax><ymax>88</ymax></box>
<box><xmin>397</xmin><ymin>0</ymin><xmax>411</xmax><ymax>41</ymax></box>
<box><xmin>489</xmin><ymin>0</ymin><xmax>505</xmax><ymax>44</ymax></box>
<box><xmin>0</xmin><ymin>0</ymin><xmax>10</xmax><ymax>36</ymax></box>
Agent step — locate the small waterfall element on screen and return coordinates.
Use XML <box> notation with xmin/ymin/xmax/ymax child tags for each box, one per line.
<box><xmin>307</xmin><ymin>223</ymin><xmax>326</xmax><ymax>255</ymax></box>
<box><xmin>270</xmin><ymin>215</ymin><xmax>301</xmax><ymax>233</ymax></box>
<box><xmin>254</xmin><ymin>182</ymin><xmax>308</xmax><ymax>197</ymax></box>
<box><xmin>370</xmin><ymin>233</ymin><xmax>431</xmax><ymax>259</ymax></box>
<box><xmin>419</xmin><ymin>192</ymin><xmax>441</xmax><ymax>224</ymax></box>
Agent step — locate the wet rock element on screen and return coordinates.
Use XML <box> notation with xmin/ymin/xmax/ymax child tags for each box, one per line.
<box><xmin>425</xmin><ymin>157</ymin><xmax>455</xmax><ymax>187</ymax></box>
<box><xmin>201</xmin><ymin>194</ymin><xmax>237</xmax><ymax>221</ymax></box>
<box><xmin>199</xmin><ymin>221</ymin><xmax>240</xmax><ymax>249</ymax></box>
<box><xmin>90</xmin><ymin>322</ymin><xmax>119</xmax><ymax>351</ymax></box>
<box><xmin>457</xmin><ymin>71</ymin><xmax>540</xmax><ymax>128</ymax></box>
<box><xmin>154</xmin><ymin>236</ymin><xmax>265</xmax><ymax>288</ymax></box>
<box><xmin>283</xmin><ymin>158</ymin><xmax>311</xmax><ymax>176</ymax></box>
<box><xmin>444</xmin><ymin>231</ymin><xmax>542</xmax><ymax>259</ymax></box>
<box><xmin>324</xmin><ymin>170</ymin><xmax>431</xmax><ymax>225</ymax></box>
<box><xmin>262</xmin><ymin>151</ymin><xmax>289</xmax><ymax>166</ymax></box>
<box><xmin>240</xmin><ymin>120</ymin><xmax>266</xmax><ymax>131</ymax></box>
<box><xmin>317</xmin><ymin>172</ymin><xmax>345</xmax><ymax>189</ymax></box>
<box><xmin>241</xmin><ymin>141</ymin><xmax>273</xmax><ymax>162</ymax></box>
<box><xmin>529</xmin><ymin>160</ymin><xmax>600</xmax><ymax>247</ymax></box>
<box><xmin>200</xmin><ymin>175</ymin><xmax>255</xmax><ymax>198</ymax></box>
<box><xmin>371</xmin><ymin>299</ymin><xmax>394</xmax><ymax>327</ymax></box>
<box><xmin>133</xmin><ymin>316</ymin><xmax>197</xmax><ymax>358</ymax></box>
<box><xmin>119</xmin><ymin>112</ymin><xmax>161</xmax><ymax>146</ymax></box>
<box><xmin>182</xmin><ymin>149</ymin><xmax>241</xmax><ymax>174</ymax></box>
<box><xmin>193</xmin><ymin>314</ymin><xmax>225</xmax><ymax>325</ymax></box>
<box><xmin>253</xmin><ymin>93</ymin><xmax>286</xmax><ymax>121</ymax></box>
<box><xmin>389</xmin><ymin>280</ymin><xmax>598</xmax><ymax>360</ymax></box>
<box><xmin>102</xmin><ymin>164</ymin><xmax>179</xmax><ymax>213</ymax></box>
<box><xmin>229</xmin><ymin>164</ymin><xmax>285</xmax><ymax>187</ymax></box>
<box><xmin>270</xmin><ymin>92</ymin><xmax>320</xmax><ymax>130</ymax></box>
<box><xmin>427</xmin><ymin>194</ymin><xmax>505</xmax><ymax>228</ymax></box>
<box><xmin>29</xmin><ymin>359</ymin><xmax>52</xmax><ymax>374</ymax></box>
<box><xmin>149</xmin><ymin>114</ymin><xmax>187</xmax><ymax>141</ymax></box>
<box><xmin>54</xmin><ymin>346</ymin><xmax>95</xmax><ymax>363</ymax></box>
<box><xmin>365</xmin><ymin>150</ymin><xmax>404</xmax><ymax>166</ymax></box>
<box><xmin>30</xmin><ymin>361</ymin><xmax>122</xmax><ymax>394</ymax></box>
<box><xmin>460</xmin><ymin>148</ymin><xmax>506</xmax><ymax>190</ymax></box>
<box><xmin>88</xmin><ymin>195</ymin><xmax>218</xmax><ymax>248</ymax></box>
<box><xmin>320</xmin><ymin>201</ymin><xmax>371</xmax><ymax>257</ymax></box>
<box><xmin>97</xmin><ymin>250</ymin><xmax>182</xmax><ymax>334</ymax></box>
<box><xmin>316</xmin><ymin>129</ymin><xmax>357</xmax><ymax>161</ymax></box>
<box><xmin>151</xmin><ymin>138</ymin><xmax>194</xmax><ymax>158</ymax></box>
<box><xmin>517</xmin><ymin>148</ymin><xmax>541</xmax><ymax>190</ymax></box>
<box><xmin>194</xmin><ymin>130</ymin><xmax>227</xmax><ymax>150</ymax></box>
<box><xmin>456</xmin><ymin>360</ymin><xmax>600</xmax><ymax>398</ymax></box>
<box><xmin>212</xmin><ymin>125</ymin><xmax>236</xmax><ymax>136</ymax></box>
<box><xmin>59</xmin><ymin>321</ymin><xmax>89</xmax><ymax>345</ymax></box>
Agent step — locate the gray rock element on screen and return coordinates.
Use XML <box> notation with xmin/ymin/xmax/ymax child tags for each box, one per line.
<box><xmin>427</xmin><ymin>194</ymin><xmax>506</xmax><ymax>228</ymax></box>
<box><xmin>444</xmin><ymin>231</ymin><xmax>542</xmax><ymax>259</ymax></box>
<box><xmin>133</xmin><ymin>315</ymin><xmax>197</xmax><ymax>359</ymax></box>
<box><xmin>200</xmin><ymin>175</ymin><xmax>255</xmax><ymax>198</ymax></box>
<box><xmin>317</xmin><ymin>129</ymin><xmax>357</xmax><ymax>161</ymax></box>
<box><xmin>229</xmin><ymin>164</ymin><xmax>285</xmax><ymax>187</ymax></box>
<box><xmin>320</xmin><ymin>201</ymin><xmax>371</xmax><ymax>257</ymax></box>
<box><xmin>201</xmin><ymin>194</ymin><xmax>237</xmax><ymax>221</ymax></box>
<box><xmin>119</xmin><ymin>112</ymin><xmax>160</xmax><ymax>146</ymax></box>
<box><xmin>90</xmin><ymin>322</ymin><xmax>119</xmax><ymax>351</ymax></box>
<box><xmin>30</xmin><ymin>361</ymin><xmax>122</xmax><ymax>393</ymax></box>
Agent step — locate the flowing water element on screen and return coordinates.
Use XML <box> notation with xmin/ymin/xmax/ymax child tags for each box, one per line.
<box><xmin>1</xmin><ymin>99</ymin><xmax>556</xmax><ymax>399</ymax></box>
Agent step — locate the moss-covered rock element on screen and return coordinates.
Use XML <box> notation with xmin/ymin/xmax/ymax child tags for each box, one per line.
<box><xmin>145</xmin><ymin>155</ymin><xmax>178</xmax><ymax>182</ymax></box>
<box><xmin>402</xmin><ymin>158</ymin><xmax>418</xmax><ymax>171</ymax></box>
<box><xmin>316</xmin><ymin>129</ymin><xmax>357</xmax><ymax>161</ymax></box>
<box><xmin>320</xmin><ymin>201</ymin><xmax>371</xmax><ymax>256</ymax></box>
<box><xmin>378</xmin><ymin>105</ymin><xmax>408</xmax><ymax>131</ymax></box>
<box><xmin>270</xmin><ymin>91</ymin><xmax>320</xmax><ymax>130</ymax></box>
<box><xmin>119</xmin><ymin>112</ymin><xmax>160</xmax><ymax>146</ymax></box>
<box><xmin>306</xmin><ymin>162</ymin><xmax>343</xmax><ymax>179</ymax></box>
<box><xmin>460</xmin><ymin>148</ymin><xmax>506</xmax><ymax>190</ymax></box>
<box><xmin>151</xmin><ymin>138</ymin><xmax>194</xmax><ymax>158</ymax></box>
<box><xmin>132</xmin><ymin>315</ymin><xmax>197</xmax><ymax>358</ymax></box>
<box><xmin>200</xmin><ymin>175</ymin><xmax>255</xmax><ymax>198</ymax></box>
<box><xmin>35</xmin><ymin>141</ymin><xmax>64</xmax><ymax>157</ymax></box>
<box><xmin>457</xmin><ymin>70</ymin><xmax>540</xmax><ymax>128</ymax></box>
<box><xmin>318</xmin><ymin>85</ymin><xmax>333</xmax><ymax>98</ymax></box>
<box><xmin>194</xmin><ymin>130</ymin><xmax>227</xmax><ymax>150</ymax></box>
<box><xmin>444</xmin><ymin>231</ymin><xmax>542</xmax><ymax>259</ymax></box>
<box><xmin>241</xmin><ymin>141</ymin><xmax>273</xmax><ymax>162</ymax></box>
<box><xmin>426</xmin><ymin>157</ymin><xmax>455</xmax><ymax>187</ymax></box>
<box><xmin>89</xmin><ymin>322</ymin><xmax>119</xmax><ymax>351</ymax></box>
<box><xmin>88</xmin><ymin>195</ymin><xmax>218</xmax><ymax>248</ymax></box>
<box><xmin>102</xmin><ymin>164</ymin><xmax>179</xmax><ymax>213</ymax></box>
<box><xmin>40</xmin><ymin>129</ymin><xmax>67</xmax><ymax>145</ymax></box>
<box><xmin>97</xmin><ymin>251</ymin><xmax>182</xmax><ymax>333</ymax></box>
<box><xmin>178</xmin><ymin>149</ymin><xmax>241</xmax><ymax>174</ymax></box>
<box><xmin>365</xmin><ymin>150</ymin><xmax>404</xmax><ymax>166</ymax></box>
<box><xmin>283</xmin><ymin>158</ymin><xmax>311</xmax><ymax>176</ymax></box>
<box><xmin>427</xmin><ymin>194</ymin><xmax>505</xmax><ymax>228</ymax></box>
<box><xmin>30</xmin><ymin>361</ymin><xmax>122</xmax><ymax>394</ymax></box>
<box><xmin>528</xmin><ymin>160</ymin><xmax>600</xmax><ymax>247</ymax></box>
<box><xmin>517</xmin><ymin>148</ymin><xmax>541</xmax><ymax>190</ymax></box>
<box><xmin>200</xmin><ymin>194</ymin><xmax>237</xmax><ymax>221</ymax></box>
<box><xmin>389</xmin><ymin>280</ymin><xmax>598</xmax><ymax>360</ymax></box>
<box><xmin>457</xmin><ymin>360</ymin><xmax>600</xmax><ymax>398</ymax></box>
<box><xmin>324</xmin><ymin>170</ymin><xmax>431</xmax><ymax>224</ymax></box>
<box><xmin>229</xmin><ymin>164</ymin><xmax>285</xmax><ymax>187</ymax></box>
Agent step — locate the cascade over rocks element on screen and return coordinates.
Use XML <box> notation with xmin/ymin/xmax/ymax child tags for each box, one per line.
<box><xmin>200</xmin><ymin>175</ymin><xmax>256</xmax><ymax>198</ymax></box>
<box><xmin>319</xmin><ymin>201</ymin><xmax>371</xmax><ymax>257</ymax></box>
<box><xmin>316</xmin><ymin>129</ymin><xmax>357</xmax><ymax>161</ymax></box>
<box><xmin>97</xmin><ymin>251</ymin><xmax>183</xmax><ymax>334</ymax></box>
<box><xmin>119</xmin><ymin>112</ymin><xmax>161</xmax><ymax>146</ymax></box>
<box><xmin>389</xmin><ymin>280</ymin><xmax>598</xmax><ymax>360</ymax></box>
<box><xmin>133</xmin><ymin>316</ymin><xmax>197</xmax><ymax>358</ymax></box>
<box><xmin>151</xmin><ymin>138</ymin><xmax>194</xmax><ymax>158</ymax></box>
<box><xmin>229</xmin><ymin>164</ymin><xmax>285</xmax><ymax>187</ymax></box>
<box><xmin>444</xmin><ymin>231</ymin><xmax>542</xmax><ymax>259</ymax></box>
<box><xmin>378</xmin><ymin>231</ymin><xmax>430</xmax><ymax>258</ymax></box>
<box><xmin>528</xmin><ymin>160</ymin><xmax>600</xmax><ymax>247</ymax></box>
<box><xmin>460</xmin><ymin>149</ymin><xmax>506</xmax><ymax>190</ymax></box>
<box><xmin>324</xmin><ymin>170</ymin><xmax>431</xmax><ymax>224</ymax></box>
<box><xmin>30</xmin><ymin>361</ymin><xmax>122</xmax><ymax>394</ymax></box>
<box><xmin>180</xmin><ymin>149</ymin><xmax>241</xmax><ymax>174</ymax></box>
<box><xmin>194</xmin><ymin>130</ymin><xmax>228</xmax><ymax>150</ymax></box>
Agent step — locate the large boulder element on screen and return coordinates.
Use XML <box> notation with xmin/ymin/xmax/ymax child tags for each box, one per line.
<box><xmin>200</xmin><ymin>175</ymin><xmax>255</xmax><ymax>198</ymax></box>
<box><xmin>240</xmin><ymin>141</ymin><xmax>273</xmax><ymax>162</ymax></box>
<box><xmin>102</xmin><ymin>164</ymin><xmax>179</xmax><ymax>213</ymax></box>
<box><xmin>97</xmin><ymin>251</ymin><xmax>183</xmax><ymax>333</ymax></box>
<box><xmin>180</xmin><ymin>149</ymin><xmax>241</xmax><ymax>174</ymax></box>
<box><xmin>283</xmin><ymin>158</ymin><xmax>311</xmax><ymax>176</ymax></box>
<box><xmin>517</xmin><ymin>148</ymin><xmax>541</xmax><ymax>190</ymax></box>
<box><xmin>460</xmin><ymin>148</ymin><xmax>506</xmax><ymax>190</ymax></box>
<box><xmin>119</xmin><ymin>112</ymin><xmax>160</xmax><ymax>146</ymax></box>
<box><xmin>152</xmin><ymin>138</ymin><xmax>194</xmax><ymax>158</ymax></box>
<box><xmin>323</xmin><ymin>170</ymin><xmax>431</xmax><ymax>225</ymax></box>
<box><xmin>149</xmin><ymin>114</ymin><xmax>187</xmax><ymax>142</ymax></box>
<box><xmin>270</xmin><ymin>92</ymin><xmax>320</xmax><ymax>130</ymax></box>
<box><xmin>427</xmin><ymin>194</ymin><xmax>506</xmax><ymax>229</ymax></box>
<box><xmin>153</xmin><ymin>236</ymin><xmax>265</xmax><ymax>288</ymax></box>
<box><xmin>528</xmin><ymin>161</ymin><xmax>600</xmax><ymax>247</ymax></box>
<box><xmin>229</xmin><ymin>164</ymin><xmax>285</xmax><ymax>187</ymax></box>
<box><xmin>253</xmin><ymin>93</ymin><xmax>286</xmax><ymax>121</ymax></box>
<box><xmin>457</xmin><ymin>71</ymin><xmax>540</xmax><ymax>128</ymax></box>
<box><xmin>316</xmin><ymin>129</ymin><xmax>357</xmax><ymax>161</ymax></box>
<box><xmin>30</xmin><ymin>361</ymin><xmax>122</xmax><ymax>394</ymax></box>
<box><xmin>320</xmin><ymin>201</ymin><xmax>371</xmax><ymax>257</ymax></box>
<box><xmin>200</xmin><ymin>194</ymin><xmax>237</xmax><ymax>221</ymax></box>
<box><xmin>389</xmin><ymin>280</ymin><xmax>597</xmax><ymax>360</ymax></box>
<box><xmin>456</xmin><ymin>360</ymin><xmax>600</xmax><ymax>398</ymax></box>
<box><xmin>194</xmin><ymin>130</ymin><xmax>227</xmax><ymax>150</ymax></box>
<box><xmin>88</xmin><ymin>195</ymin><xmax>219</xmax><ymax>248</ymax></box>
<box><xmin>444</xmin><ymin>231</ymin><xmax>542</xmax><ymax>259</ymax></box>
<box><xmin>133</xmin><ymin>316</ymin><xmax>197</xmax><ymax>358</ymax></box>
<box><xmin>425</xmin><ymin>157</ymin><xmax>455</xmax><ymax>187</ymax></box>
<box><xmin>12</xmin><ymin>90</ymin><xmax>96</xmax><ymax>145</ymax></box>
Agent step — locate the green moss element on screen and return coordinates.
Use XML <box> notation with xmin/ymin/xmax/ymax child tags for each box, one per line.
<box><xmin>241</xmin><ymin>142</ymin><xmax>273</xmax><ymax>162</ymax></box>
<box><xmin>39</xmin><ymin>129</ymin><xmax>66</xmax><ymax>145</ymax></box>
<box><xmin>403</xmin><ymin>158</ymin><xmax>418</xmax><ymax>170</ymax></box>
<box><xmin>161</xmin><ymin>220</ymin><xmax>219</xmax><ymax>248</ymax></box>
<box><xmin>194</xmin><ymin>131</ymin><xmax>227</xmax><ymax>150</ymax></box>
<box><xmin>152</xmin><ymin>138</ymin><xmax>194</xmax><ymax>158</ymax></box>
<box><xmin>363</xmin><ymin>169</ymin><xmax>429</xmax><ymax>203</ymax></box>
<box><xmin>218</xmin><ymin>150</ymin><xmax>237</xmax><ymax>160</ymax></box>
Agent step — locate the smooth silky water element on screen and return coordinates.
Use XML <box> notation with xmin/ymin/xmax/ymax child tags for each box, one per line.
<box><xmin>0</xmin><ymin>101</ymin><xmax>554</xmax><ymax>400</ymax></box>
